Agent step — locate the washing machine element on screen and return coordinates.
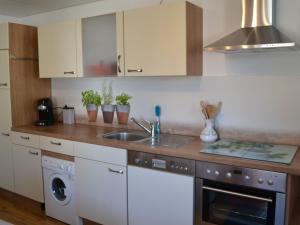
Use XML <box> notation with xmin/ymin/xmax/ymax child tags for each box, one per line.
<box><xmin>42</xmin><ymin>156</ymin><xmax>81</xmax><ymax>225</ymax></box>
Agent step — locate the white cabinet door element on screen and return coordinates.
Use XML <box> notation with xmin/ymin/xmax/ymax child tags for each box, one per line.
<box><xmin>38</xmin><ymin>20</ymin><xmax>82</xmax><ymax>78</ymax></box>
<box><xmin>13</xmin><ymin>144</ymin><xmax>44</xmax><ymax>202</ymax></box>
<box><xmin>0</xmin><ymin>132</ymin><xmax>14</xmax><ymax>192</ymax></box>
<box><xmin>128</xmin><ymin>166</ymin><xmax>194</xmax><ymax>225</ymax></box>
<box><xmin>0</xmin><ymin>50</ymin><xmax>10</xmax><ymax>89</ymax></box>
<box><xmin>0</xmin><ymin>89</ymin><xmax>12</xmax><ymax>130</ymax></box>
<box><xmin>123</xmin><ymin>2</ymin><xmax>187</xmax><ymax>76</ymax></box>
<box><xmin>0</xmin><ymin>89</ymin><xmax>13</xmax><ymax>191</ymax></box>
<box><xmin>0</xmin><ymin>23</ymin><xmax>9</xmax><ymax>50</ymax></box>
<box><xmin>75</xmin><ymin>157</ymin><xmax>127</xmax><ymax>225</ymax></box>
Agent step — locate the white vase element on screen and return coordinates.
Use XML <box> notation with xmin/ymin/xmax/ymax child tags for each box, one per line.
<box><xmin>200</xmin><ymin>119</ymin><xmax>218</xmax><ymax>143</ymax></box>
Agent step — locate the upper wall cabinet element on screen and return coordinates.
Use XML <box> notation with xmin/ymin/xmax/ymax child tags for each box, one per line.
<box><xmin>1</xmin><ymin>23</ymin><xmax>38</xmax><ymax>59</ymax></box>
<box><xmin>37</xmin><ymin>1</ymin><xmax>202</xmax><ymax>78</ymax></box>
<box><xmin>38</xmin><ymin>20</ymin><xmax>83</xmax><ymax>78</ymax></box>
<box><xmin>38</xmin><ymin>14</ymin><xmax>123</xmax><ymax>78</ymax></box>
<box><xmin>123</xmin><ymin>1</ymin><xmax>203</xmax><ymax>76</ymax></box>
<box><xmin>0</xmin><ymin>23</ymin><xmax>9</xmax><ymax>50</ymax></box>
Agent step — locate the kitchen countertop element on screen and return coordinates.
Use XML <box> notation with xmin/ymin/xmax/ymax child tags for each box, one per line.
<box><xmin>12</xmin><ymin>124</ymin><xmax>300</xmax><ymax>176</ymax></box>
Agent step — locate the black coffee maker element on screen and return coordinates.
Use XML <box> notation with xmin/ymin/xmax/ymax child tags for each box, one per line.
<box><xmin>36</xmin><ymin>98</ymin><xmax>54</xmax><ymax>126</ymax></box>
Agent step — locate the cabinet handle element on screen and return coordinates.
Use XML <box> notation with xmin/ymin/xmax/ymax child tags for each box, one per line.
<box><xmin>108</xmin><ymin>168</ymin><xmax>124</xmax><ymax>174</ymax></box>
<box><xmin>64</xmin><ymin>71</ymin><xmax>75</xmax><ymax>75</ymax></box>
<box><xmin>20</xmin><ymin>136</ymin><xmax>30</xmax><ymax>140</ymax></box>
<box><xmin>117</xmin><ymin>55</ymin><xmax>122</xmax><ymax>73</ymax></box>
<box><xmin>29</xmin><ymin>151</ymin><xmax>39</xmax><ymax>156</ymax></box>
<box><xmin>128</xmin><ymin>69</ymin><xmax>143</xmax><ymax>73</ymax></box>
<box><xmin>50</xmin><ymin>141</ymin><xmax>62</xmax><ymax>146</ymax></box>
<box><xmin>1</xmin><ymin>132</ymin><xmax>10</xmax><ymax>137</ymax></box>
<box><xmin>0</xmin><ymin>83</ymin><xmax>8</xmax><ymax>87</ymax></box>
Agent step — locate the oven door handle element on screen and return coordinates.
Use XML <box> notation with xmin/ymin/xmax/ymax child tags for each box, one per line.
<box><xmin>202</xmin><ymin>186</ymin><xmax>273</xmax><ymax>203</ymax></box>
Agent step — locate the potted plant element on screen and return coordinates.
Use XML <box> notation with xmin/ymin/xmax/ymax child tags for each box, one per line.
<box><xmin>101</xmin><ymin>81</ymin><xmax>115</xmax><ymax>123</ymax></box>
<box><xmin>81</xmin><ymin>90</ymin><xmax>101</xmax><ymax>122</ymax></box>
<box><xmin>116</xmin><ymin>93</ymin><xmax>132</xmax><ymax>125</ymax></box>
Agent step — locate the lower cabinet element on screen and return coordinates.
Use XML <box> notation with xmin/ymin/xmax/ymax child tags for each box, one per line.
<box><xmin>0</xmin><ymin>89</ymin><xmax>14</xmax><ymax>192</ymax></box>
<box><xmin>75</xmin><ymin>157</ymin><xmax>127</xmax><ymax>225</ymax></box>
<box><xmin>12</xmin><ymin>144</ymin><xmax>44</xmax><ymax>202</ymax></box>
<box><xmin>0</xmin><ymin>132</ymin><xmax>14</xmax><ymax>191</ymax></box>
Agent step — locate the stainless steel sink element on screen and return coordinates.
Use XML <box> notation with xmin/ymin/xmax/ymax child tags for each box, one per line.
<box><xmin>102</xmin><ymin>131</ymin><xmax>150</xmax><ymax>142</ymax></box>
<box><xmin>102</xmin><ymin>131</ymin><xmax>194</xmax><ymax>149</ymax></box>
<box><xmin>138</xmin><ymin>134</ymin><xmax>195</xmax><ymax>148</ymax></box>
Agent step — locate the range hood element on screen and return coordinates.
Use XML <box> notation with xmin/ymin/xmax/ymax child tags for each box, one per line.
<box><xmin>204</xmin><ymin>0</ymin><xmax>297</xmax><ymax>53</ymax></box>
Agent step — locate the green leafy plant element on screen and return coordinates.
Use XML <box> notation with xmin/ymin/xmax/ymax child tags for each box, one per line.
<box><xmin>116</xmin><ymin>93</ymin><xmax>132</xmax><ymax>105</ymax></box>
<box><xmin>81</xmin><ymin>90</ymin><xmax>101</xmax><ymax>107</ymax></box>
<box><xmin>102</xmin><ymin>81</ymin><xmax>114</xmax><ymax>105</ymax></box>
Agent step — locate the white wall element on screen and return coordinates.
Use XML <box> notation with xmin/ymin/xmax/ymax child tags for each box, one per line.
<box><xmin>21</xmin><ymin>0</ymin><xmax>300</xmax><ymax>134</ymax></box>
<box><xmin>0</xmin><ymin>15</ymin><xmax>20</xmax><ymax>23</ymax></box>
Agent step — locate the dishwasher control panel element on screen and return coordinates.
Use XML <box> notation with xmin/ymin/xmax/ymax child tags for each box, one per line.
<box><xmin>128</xmin><ymin>151</ymin><xmax>195</xmax><ymax>176</ymax></box>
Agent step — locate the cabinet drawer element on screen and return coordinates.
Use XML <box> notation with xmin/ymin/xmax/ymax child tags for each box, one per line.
<box><xmin>40</xmin><ymin>136</ymin><xmax>74</xmax><ymax>156</ymax></box>
<box><xmin>74</xmin><ymin>142</ymin><xmax>127</xmax><ymax>166</ymax></box>
<box><xmin>12</xmin><ymin>132</ymin><xmax>40</xmax><ymax>148</ymax></box>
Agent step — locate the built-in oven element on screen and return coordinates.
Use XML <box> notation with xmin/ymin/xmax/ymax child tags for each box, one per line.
<box><xmin>196</xmin><ymin>161</ymin><xmax>287</xmax><ymax>225</ymax></box>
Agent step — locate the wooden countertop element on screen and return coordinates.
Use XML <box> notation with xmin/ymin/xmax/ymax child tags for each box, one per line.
<box><xmin>11</xmin><ymin>124</ymin><xmax>300</xmax><ymax>176</ymax></box>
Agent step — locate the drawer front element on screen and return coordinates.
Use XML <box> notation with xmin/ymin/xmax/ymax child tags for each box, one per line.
<box><xmin>74</xmin><ymin>142</ymin><xmax>127</xmax><ymax>166</ymax></box>
<box><xmin>40</xmin><ymin>136</ymin><xmax>74</xmax><ymax>156</ymax></box>
<box><xmin>12</xmin><ymin>132</ymin><xmax>40</xmax><ymax>148</ymax></box>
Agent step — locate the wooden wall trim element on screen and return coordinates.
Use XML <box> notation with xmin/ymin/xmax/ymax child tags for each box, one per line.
<box><xmin>42</xmin><ymin>150</ymin><xmax>75</xmax><ymax>162</ymax></box>
<box><xmin>186</xmin><ymin>2</ymin><xmax>203</xmax><ymax>76</ymax></box>
<box><xmin>8</xmin><ymin>23</ymin><xmax>51</xmax><ymax>127</ymax></box>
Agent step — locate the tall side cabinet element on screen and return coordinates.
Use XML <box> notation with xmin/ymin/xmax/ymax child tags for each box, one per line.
<box><xmin>0</xmin><ymin>22</ymin><xmax>51</xmax><ymax>193</ymax></box>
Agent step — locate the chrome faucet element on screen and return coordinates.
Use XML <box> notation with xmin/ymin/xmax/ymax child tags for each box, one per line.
<box><xmin>131</xmin><ymin>117</ymin><xmax>157</xmax><ymax>138</ymax></box>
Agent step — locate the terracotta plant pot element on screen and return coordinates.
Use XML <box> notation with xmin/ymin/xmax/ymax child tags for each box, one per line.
<box><xmin>116</xmin><ymin>105</ymin><xmax>130</xmax><ymax>125</ymax></box>
<box><xmin>101</xmin><ymin>104</ymin><xmax>116</xmax><ymax>124</ymax></box>
<box><xmin>86</xmin><ymin>104</ymin><xmax>98</xmax><ymax>122</ymax></box>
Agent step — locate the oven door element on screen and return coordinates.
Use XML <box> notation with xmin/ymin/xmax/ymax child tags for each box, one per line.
<box><xmin>196</xmin><ymin>179</ymin><xmax>285</xmax><ymax>225</ymax></box>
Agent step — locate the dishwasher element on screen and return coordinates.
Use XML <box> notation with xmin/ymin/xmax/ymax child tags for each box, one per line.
<box><xmin>128</xmin><ymin>151</ymin><xmax>195</xmax><ymax>225</ymax></box>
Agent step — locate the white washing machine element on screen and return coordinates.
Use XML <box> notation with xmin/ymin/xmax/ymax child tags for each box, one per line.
<box><xmin>42</xmin><ymin>156</ymin><xmax>81</xmax><ymax>225</ymax></box>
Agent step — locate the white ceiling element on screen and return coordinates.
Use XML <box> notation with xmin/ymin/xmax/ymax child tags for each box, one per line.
<box><xmin>0</xmin><ymin>0</ymin><xmax>103</xmax><ymax>18</ymax></box>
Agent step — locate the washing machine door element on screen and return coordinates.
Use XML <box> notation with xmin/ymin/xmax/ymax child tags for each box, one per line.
<box><xmin>49</xmin><ymin>173</ymin><xmax>72</xmax><ymax>206</ymax></box>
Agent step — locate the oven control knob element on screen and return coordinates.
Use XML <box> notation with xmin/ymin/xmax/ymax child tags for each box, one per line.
<box><xmin>214</xmin><ymin>171</ymin><xmax>220</xmax><ymax>176</ymax></box>
<box><xmin>184</xmin><ymin>166</ymin><xmax>189</xmax><ymax>172</ymax></box>
<box><xmin>226</xmin><ymin>172</ymin><xmax>232</xmax><ymax>178</ymax></box>
<box><xmin>258</xmin><ymin>178</ymin><xmax>264</xmax><ymax>184</ymax></box>
<box><xmin>245</xmin><ymin>175</ymin><xmax>251</xmax><ymax>180</ymax></box>
<box><xmin>206</xmin><ymin>169</ymin><xmax>211</xmax><ymax>174</ymax></box>
<box><xmin>267</xmin><ymin>180</ymin><xmax>274</xmax><ymax>186</ymax></box>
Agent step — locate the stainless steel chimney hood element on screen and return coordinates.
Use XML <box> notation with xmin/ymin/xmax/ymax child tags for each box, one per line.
<box><xmin>204</xmin><ymin>0</ymin><xmax>297</xmax><ymax>53</ymax></box>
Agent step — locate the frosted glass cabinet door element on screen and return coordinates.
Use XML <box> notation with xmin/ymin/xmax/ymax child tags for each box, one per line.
<box><xmin>82</xmin><ymin>13</ymin><xmax>119</xmax><ymax>77</ymax></box>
